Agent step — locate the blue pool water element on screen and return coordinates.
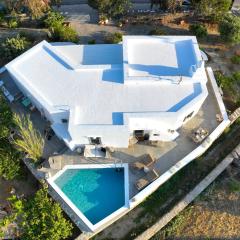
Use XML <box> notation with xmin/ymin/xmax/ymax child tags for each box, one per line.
<box><xmin>54</xmin><ymin>168</ymin><xmax>125</xmax><ymax>225</ymax></box>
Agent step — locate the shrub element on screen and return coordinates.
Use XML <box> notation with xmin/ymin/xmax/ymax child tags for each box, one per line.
<box><xmin>44</xmin><ymin>11</ymin><xmax>64</xmax><ymax>28</ymax></box>
<box><xmin>88</xmin><ymin>0</ymin><xmax>131</xmax><ymax>18</ymax></box>
<box><xmin>228</xmin><ymin>178</ymin><xmax>240</xmax><ymax>192</ymax></box>
<box><xmin>219</xmin><ymin>14</ymin><xmax>240</xmax><ymax>44</ymax></box>
<box><xmin>0</xmin><ymin>34</ymin><xmax>30</xmax><ymax>61</ymax></box>
<box><xmin>105</xmin><ymin>32</ymin><xmax>123</xmax><ymax>43</ymax></box>
<box><xmin>0</xmin><ymin>93</ymin><xmax>14</xmax><ymax>139</ymax></box>
<box><xmin>0</xmin><ymin>141</ymin><xmax>21</xmax><ymax>180</ymax></box>
<box><xmin>88</xmin><ymin>39</ymin><xmax>96</xmax><ymax>44</ymax></box>
<box><xmin>148</xmin><ymin>28</ymin><xmax>166</xmax><ymax>35</ymax></box>
<box><xmin>189</xmin><ymin>24</ymin><xmax>207</xmax><ymax>38</ymax></box>
<box><xmin>50</xmin><ymin>23</ymin><xmax>78</xmax><ymax>43</ymax></box>
<box><xmin>231</xmin><ymin>55</ymin><xmax>240</xmax><ymax>64</ymax></box>
<box><xmin>7</xmin><ymin>18</ymin><xmax>18</xmax><ymax>28</ymax></box>
<box><xmin>13</xmin><ymin>114</ymin><xmax>44</xmax><ymax>162</ymax></box>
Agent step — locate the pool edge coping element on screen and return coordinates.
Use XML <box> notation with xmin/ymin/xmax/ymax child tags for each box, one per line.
<box><xmin>47</xmin><ymin>163</ymin><xmax>129</xmax><ymax>232</ymax></box>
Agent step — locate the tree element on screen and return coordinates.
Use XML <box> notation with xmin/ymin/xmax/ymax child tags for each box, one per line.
<box><xmin>4</xmin><ymin>185</ymin><xmax>73</xmax><ymax>240</ymax></box>
<box><xmin>13</xmin><ymin>114</ymin><xmax>44</xmax><ymax>162</ymax></box>
<box><xmin>195</xmin><ymin>0</ymin><xmax>232</xmax><ymax>22</ymax></box>
<box><xmin>88</xmin><ymin>0</ymin><xmax>131</xmax><ymax>18</ymax></box>
<box><xmin>0</xmin><ymin>34</ymin><xmax>30</xmax><ymax>61</ymax></box>
<box><xmin>189</xmin><ymin>23</ymin><xmax>207</xmax><ymax>38</ymax></box>
<box><xmin>219</xmin><ymin>14</ymin><xmax>240</xmax><ymax>44</ymax></box>
<box><xmin>0</xmin><ymin>140</ymin><xmax>21</xmax><ymax>180</ymax></box>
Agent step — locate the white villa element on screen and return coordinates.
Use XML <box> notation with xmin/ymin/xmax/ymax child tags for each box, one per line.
<box><xmin>5</xmin><ymin>36</ymin><xmax>208</xmax><ymax>151</ymax></box>
<box><xmin>1</xmin><ymin>35</ymin><xmax>230</xmax><ymax>234</ymax></box>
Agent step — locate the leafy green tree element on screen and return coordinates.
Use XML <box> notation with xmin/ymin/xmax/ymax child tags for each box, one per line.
<box><xmin>3</xmin><ymin>185</ymin><xmax>73</xmax><ymax>240</ymax></box>
<box><xmin>0</xmin><ymin>34</ymin><xmax>30</xmax><ymax>61</ymax></box>
<box><xmin>13</xmin><ymin>114</ymin><xmax>44</xmax><ymax>162</ymax></box>
<box><xmin>189</xmin><ymin>23</ymin><xmax>207</xmax><ymax>38</ymax></box>
<box><xmin>0</xmin><ymin>140</ymin><xmax>21</xmax><ymax>180</ymax></box>
<box><xmin>219</xmin><ymin>14</ymin><xmax>240</xmax><ymax>44</ymax></box>
<box><xmin>195</xmin><ymin>0</ymin><xmax>232</xmax><ymax>22</ymax></box>
<box><xmin>88</xmin><ymin>0</ymin><xmax>131</xmax><ymax>18</ymax></box>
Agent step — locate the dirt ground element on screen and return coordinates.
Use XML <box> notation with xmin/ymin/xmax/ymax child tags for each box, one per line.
<box><xmin>153</xmin><ymin>163</ymin><xmax>240</xmax><ymax>240</ymax></box>
<box><xmin>0</xmin><ymin>168</ymin><xmax>38</xmax><ymax>207</ymax></box>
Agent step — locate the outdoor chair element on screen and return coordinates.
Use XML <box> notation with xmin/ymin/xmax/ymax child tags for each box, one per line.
<box><xmin>132</xmin><ymin>153</ymin><xmax>155</xmax><ymax>170</ymax></box>
<box><xmin>135</xmin><ymin>168</ymin><xmax>159</xmax><ymax>191</ymax></box>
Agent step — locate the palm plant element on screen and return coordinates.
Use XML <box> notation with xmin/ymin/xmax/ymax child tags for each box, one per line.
<box><xmin>13</xmin><ymin>114</ymin><xmax>44</xmax><ymax>162</ymax></box>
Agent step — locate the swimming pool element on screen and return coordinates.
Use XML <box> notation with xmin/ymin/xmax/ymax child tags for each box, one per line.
<box><xmin>48</xmin><ymin>164</ymin><xmax>129</xmax><ymax>231</ymax></box>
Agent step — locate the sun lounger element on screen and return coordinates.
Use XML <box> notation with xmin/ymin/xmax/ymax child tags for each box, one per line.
<box><xmin>135</xmin><ymin>168</ymin><xmax>159</xmax><ymax>191</ymax></box>
<box><xmin>21</xmin><ymin>97</ymin><xmax>31</xmax><ymax>107</ymax></box>
<box><xmin>132</xmin><ymin>153</ymin><xmax>155</xmax><ymax>170</ymax></box>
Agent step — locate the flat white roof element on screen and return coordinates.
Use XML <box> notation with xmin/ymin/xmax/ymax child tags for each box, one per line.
<box><xmin>6</xmin><ymin>36</ymin><xmax>206</xmax><ymax>126</ymax></box>
<box><xmin>123</xmin><ymin>36</ymin><xmax>202</xmax><ymax>81</ymax></box>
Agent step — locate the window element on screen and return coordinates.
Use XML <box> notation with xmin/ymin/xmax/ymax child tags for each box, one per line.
<box><xmin>89</xmin><ymin>137</ymin><xmax>102</xmax><ymax>145</ymax></box>
<box><xmin>183</xmin><ymin>111</ymin><xmax>194</xmax><ymax>122</ymax></box>
<box><xmin>61</xmin><ymin>119</ymin><xmax>68</xmax><ymax>123</ymax></box>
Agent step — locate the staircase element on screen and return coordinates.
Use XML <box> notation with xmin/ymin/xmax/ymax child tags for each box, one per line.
<box><xmin>229</xmin><ymin>107</ymin><xmax>240</xmax><ymax>123</ymax></box>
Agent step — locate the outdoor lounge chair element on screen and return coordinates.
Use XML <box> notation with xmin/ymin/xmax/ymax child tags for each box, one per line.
<box><xmin>132</xmin><ymin>153</ymin><xmax>155</xmax><ymax>170</ymax></box>
<box><xmin>135</xmin><ymin>168</ymin><xmax>159</xmax><ymax>191</ymax></box>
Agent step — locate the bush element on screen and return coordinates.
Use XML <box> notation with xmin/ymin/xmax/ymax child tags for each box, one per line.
<box><xmin>189</xmin><ymin>24</ymin><xmax>207</xmax><ymax>38</ymax></box>
<box><xmin>88</xmin><ymin>39</ymin><xmax>96</xmax><ymax>44</ymax></box>
<box><xmin>231</xmin><ymin>55</ymin><xmax>240</xmax><ymax>64</ymax></box>
<box><xmin>88</xmin><ymin>0</ymin><xmax>131</xmax><ymax>18</ymax></box>
<box><xmin>105</xmin><ymin>32</ymin><xmax>123</xmax><ymax>43</ymax></box>
<box><xmin>0</xmin><ymin>93</ymin><xmax>14</xmax><ymax>139</ymax></box>
<box><xmin>44</xmin><ymin>11</ymin><xmax>64</xmax><ymax>28</ymax></box>
<box><xmin>0</xmin><ymin>141</ymin><xmax>21</xmax><ymax>180</ymax></box>
<box><xmin>7</xmin><ymin>18</ymin><xmax>18</xmax><ymax>28</ymax></box>
<box><xmin>0</xmin><ymin>34</ymin><xmax>30</xmax><ymax>61</ymax></box>
<box><xmin>50</xmin><ymin>23</ymin><xmax>78</xmax><ymax>43</ymax></box>
<box><xmin>228</xmin><ymin>178</ymin><xmax>240</xmax><ymax>192</ymax></box>
<box><xmin>148</xmin><ymin>28</ymin><xmax>166</xmax><ymax>35</ymax></box>
<box><xmin>219</xmin><ymin>14</ymin><xmax>240</xmax><ymax>44</ymax></box>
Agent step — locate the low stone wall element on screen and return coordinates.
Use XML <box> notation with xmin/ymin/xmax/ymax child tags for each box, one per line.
<box><xmin>134</xmin><ymin>143</ymin><xmax>240</xmax><ymax>240</ymax></box>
